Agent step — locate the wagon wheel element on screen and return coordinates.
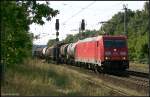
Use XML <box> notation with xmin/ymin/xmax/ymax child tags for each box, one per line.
<box><xmin>66</xmin><ymin>55</ymin><xmax>69</xmax><ymax>64</ymax></box>
<box><xmin>97</xmin><ymin>66</ymin><xmax>104</xmax><ymax>74</ymax></box>
<box><xmin>93</xmin><ymin>65</ymin><xmax>99</xmax><ymax>74</ymax></box>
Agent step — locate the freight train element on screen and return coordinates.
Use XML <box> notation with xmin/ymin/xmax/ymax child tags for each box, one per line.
<box><xmin>33</xmin><ymin>35</ymin><xmax>129</xmax><ymax>72</ymax></box>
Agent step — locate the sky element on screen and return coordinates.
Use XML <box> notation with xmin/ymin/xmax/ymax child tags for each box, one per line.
<box><xmin>29</xmin><ymin>1</ymin><xmax>147</xmax><ymax>45</ymax></box>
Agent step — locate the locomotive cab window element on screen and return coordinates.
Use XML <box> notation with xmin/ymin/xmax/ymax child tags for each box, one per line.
<box><xmin>115</xmin><ymin>40</ymin><xmax>126</xmax><ymax>47</ymax></box>
<box><xmin>104</xmin><ymin>40</ymin><xmax>113</xmax><ymax>47</ymax></box>
<box><xmin>104</xmin><ymin>40</ymin><xmax>126</xmax><ymax>48</ymax></box>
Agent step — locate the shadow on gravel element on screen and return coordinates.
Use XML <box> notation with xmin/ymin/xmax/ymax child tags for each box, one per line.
<box><xmin>104</xmin><ymin>70</ymin><xmax>130</xmax><ymax>77</ymax></box>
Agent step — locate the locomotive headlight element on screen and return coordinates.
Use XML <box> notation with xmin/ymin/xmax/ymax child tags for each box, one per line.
<box><xmin>120</xmin><ymin>51</ymin><xmax>127</xmax><ymax>56</ymax></box>
<box><xmin>105</xmin><ymin>57</ymin><xmax>108</xmax><ymax>60</ymax></box>
<box><xmin>105</xmin><ymin>57</ymin><xmax>110</xmax><ymax>60</ymax></box>
<box><xmin>105</xmin><ymin>51</ymin><xmax>111</xmax><ymax>56</ymax></box>
<box><xmin>122</xmin><ymin>57</ymin><xmax>126</xmax><ymax>60</ymax></box>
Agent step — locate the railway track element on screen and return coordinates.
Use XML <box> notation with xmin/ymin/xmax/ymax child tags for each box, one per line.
<box><xmin>129</xmin><ymin>75</ymin><xmax>149</xmax><ymax>87</ymax></box>
<box><xmin>127</xmin><ymin>70</ymin><xmax>149</xmax><ymax>79</ymax></box>
<box><xmin>41</xmin><ymin>59</ymin><xmax>149</xmax><ymax>96</ymax></box>
<box><xmin>82</xmin><ymin>76</ymin><xmax>130</xmax><ymax>96</ymax></box>
<box><xmin>59</xmin><ymin>64</ymin><xmax>149</xmax><ymax>96</ymax></box>
<box><xmin>99</xmin><ymin>73</ymin><xmax>149</xmax><ymax>96</ymax></box>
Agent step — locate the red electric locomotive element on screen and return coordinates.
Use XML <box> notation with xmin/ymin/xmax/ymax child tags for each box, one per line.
<box><xmin>75</xmin><ymin>35</ymin><xmax>129</xmax><ymax>71</ymax></box>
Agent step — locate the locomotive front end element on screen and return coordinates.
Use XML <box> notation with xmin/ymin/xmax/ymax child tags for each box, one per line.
<box><xmin>102</xmin><ymin>36</ymin><xmax>129</xmax><ymax>71</ymax></box>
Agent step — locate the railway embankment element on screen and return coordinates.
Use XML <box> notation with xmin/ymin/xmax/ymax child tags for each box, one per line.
<box><xmin>129</xmin><ymin>62</ymin><xmax>149</xmax><ymax>73</ymax></box>
<box><xmin>1</xmin><ymin>59</ymin><xmax>149</xmax><ymax>96</ymax></box>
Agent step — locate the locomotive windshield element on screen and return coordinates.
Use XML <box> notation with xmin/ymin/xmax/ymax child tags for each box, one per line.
<box><xmin>104</xmin><ymin>39</ymin><xmax>126</xmax><ymax>48</ymax></box>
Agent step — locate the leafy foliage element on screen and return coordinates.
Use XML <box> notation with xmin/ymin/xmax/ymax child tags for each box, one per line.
<box><xmin>62</xmin><ymin>30</ymin><xmax>99</xmax><ymax>43</ymax></box>
<box><xmin>100</xmin><ymin>2</ymin><xmax>149</xmax><ymax>63</ymax></box>
<box><xmin>47</xmin><ymin>39</ymin><xmax>56</xmax><ymax>46</ymax></box>
<box><xmin>1</xmin><ymin>1</ymin><xmax>59</xmax><ymax>65</ymax></box>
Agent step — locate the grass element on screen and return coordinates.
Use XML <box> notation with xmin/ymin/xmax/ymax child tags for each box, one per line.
<box><xmin>1</xmin><ymin>58</ymin><xmax>148</xmax><ymax>96</ymax></box>
<box><xmin>129</xmin><ymin>62</ymin><xmax>149</xmax><ymax>73</ymax></box>
<box><xmin>1</xmin><ymin>58</ymin><xmax>121</xmax><ymax>96</ymax></box>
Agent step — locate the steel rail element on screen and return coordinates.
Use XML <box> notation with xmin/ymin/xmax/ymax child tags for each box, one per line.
<box><xmin>127</xmin><ymin>70</ymin><xmax>149</xmax><ymax>79</ymax></box>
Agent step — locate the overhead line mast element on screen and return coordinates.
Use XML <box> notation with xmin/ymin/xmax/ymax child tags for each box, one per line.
<box><xmin>123</xmin><ymin>4</ymin><xmax>128</xmax><ymax>37</ymax></box>
<box><xmin>99</xmin><ymin>21</ymin><xmax>114</xmax><ymax>35</ymax></box>
<box><xmin>149</xmin><ymin>2</ymin><xmax>150</xmax><ymax>71</ymax></box>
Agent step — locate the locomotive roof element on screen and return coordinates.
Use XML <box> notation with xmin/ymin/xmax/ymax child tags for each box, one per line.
<box><xmin>77</xmin><ymin>35</ymin><xmax>126</xmax><ymax>43</ymax></box>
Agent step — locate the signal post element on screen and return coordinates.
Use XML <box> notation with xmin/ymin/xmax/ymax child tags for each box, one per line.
<box><xmin>55</xmin><ymin>19</ymin><xmax>59</xmax><ymax>63</ymax></box>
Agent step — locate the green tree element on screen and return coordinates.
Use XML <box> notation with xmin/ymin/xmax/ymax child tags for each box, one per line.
<box><xmin>1</xmin><ymin>1</ymin><xmax>59</xmax><ymax>65</ymax></box>
<box><xmin>61</xmin><ymin>30</ymin><xmax>99</xmax><ymax>44</ymax></box>
<box><xmin>47</xmin><ymin>39</ymin><xmax>56</xmax><ymax>46</ymax></box>
<box><xmin>64</xmin><ymin>34</ymin><xmax>76</xmax><ymax>43</ymax></box>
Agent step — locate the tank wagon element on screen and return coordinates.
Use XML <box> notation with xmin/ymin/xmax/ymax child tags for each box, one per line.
<box><xmin>33</xmin><ymin>47</ymin><xmax>44</xmax><ymax>58</ymax></box>
<box><xmin>66</xmin><ymin>42</ymin><xmax>78</xmax><ymax>64</ymax></box>
<box><xmin>59</xmin><ymin>44</ymin><xmax>69</xmax><ymax>63</ymax></box>
<box><xmin>45</xmin><ymin>46</ymin><xmax>55</xmax><ymax>62</ymax></box>
<box><xmin>45</xmin><ymin>42</ymin><xmax>65</xmax><ymax>63</ymax></box>
<box><xmin>42</xmin><ymin>47</ymin><xmax>47</xmax><ymax>58</ymax></box>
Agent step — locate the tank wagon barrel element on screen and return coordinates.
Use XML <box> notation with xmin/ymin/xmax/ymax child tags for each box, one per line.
<box><xmin>67</xmin><ymin>42</ymin><xmax>78</xmax><ymax>59</ymax></box>
<box><xmin>42</xmin><ymin>47</ymin><xmax>47</xmax><ymax>58</ymax></box>
<box><xmin>45</xmin><ymin>46</ymin><xmax>56</xmax><ymax>62</ymax></box>
<box><xmin>33</xmin><ymin>47</ymin><xmax>44</xmax><ymax>58</ymax></box>
<box><xmin>60</xmin><ymin>44</ymin><xmax>68</xmax><ymax>56</ymax></box>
